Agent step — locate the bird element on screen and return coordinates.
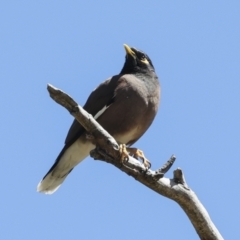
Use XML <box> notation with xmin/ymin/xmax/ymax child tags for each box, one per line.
<box><xmin>37</xmin><ymin>44</ymin><xmax>160</xmax><ymax>194</ymax></box>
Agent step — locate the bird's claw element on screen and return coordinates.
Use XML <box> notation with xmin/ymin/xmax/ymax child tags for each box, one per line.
<box><xmin>119</xmin><ymin>145</ymin><xmax>151</xmax><ymax>170</ymax></box>
<box><xmin>142</xmin><ymin>158</ymin><xmax>151</xmax><ymax>170</ymax></box>
<box><xmin>119</xmin><ymin>144</ymin><xmax>129</xmax><ymax>164</ymax></box>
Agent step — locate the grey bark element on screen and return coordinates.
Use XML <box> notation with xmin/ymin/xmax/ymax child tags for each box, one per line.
<box><xmin>47</xmin><ymin>84</ymin><xmax>224</xmax><ymax>240</ymax></box>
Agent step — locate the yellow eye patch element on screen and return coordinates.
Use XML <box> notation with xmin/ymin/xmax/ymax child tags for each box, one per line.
<box><xmin>140</xmin><ymin>58</ymin><xmax>149</xmax><ymax>64</ymax></box>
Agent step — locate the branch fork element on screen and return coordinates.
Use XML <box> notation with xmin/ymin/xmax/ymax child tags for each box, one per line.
<box><xmin>47</xmin><ymin>84</ymin><xmax>223</xmax><ymax>240</ymax></box>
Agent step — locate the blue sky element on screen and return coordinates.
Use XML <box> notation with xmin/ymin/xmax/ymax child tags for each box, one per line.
<box><xmin>0</xmin><ymin>1</ymin><xmax>239</xmax><ymax>239</ymax></box>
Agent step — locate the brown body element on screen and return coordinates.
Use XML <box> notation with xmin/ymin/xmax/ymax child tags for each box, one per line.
<box><xmin>67</xmin><ymin>74</ymin><xmax>160</xmax><ymax>146</ymax></box>
<box><xmin>37</xmin><ymin>45</ymin><xmax>160</xmax><ymax>194</ymax></box>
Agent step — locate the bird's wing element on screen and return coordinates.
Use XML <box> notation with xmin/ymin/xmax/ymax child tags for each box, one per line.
<box><xmin>65</xmin><ymin>76</ymin><xmax>119</xmax><ymax>145</ymax></box>
<box><xmin>37</xmin><ymin>76</ymin><xmax>121</xmax><ymax>194</ymax></box>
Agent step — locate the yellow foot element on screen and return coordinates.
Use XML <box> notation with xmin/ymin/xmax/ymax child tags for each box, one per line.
<box><xmin>119</xmin><ymin>144</ymin><xmax>129</xmax><ymax>164</ymax></box>
<box><xmin>119</xmin><ymin>144</ymin><xmax>151</xmax><ymax>169</ymax></box>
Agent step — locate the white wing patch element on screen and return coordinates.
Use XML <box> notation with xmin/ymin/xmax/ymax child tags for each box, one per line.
<box><xmin>94</xmin><ymin>105</ymin><xmax>110</xmax><ymax>119</ymax></box>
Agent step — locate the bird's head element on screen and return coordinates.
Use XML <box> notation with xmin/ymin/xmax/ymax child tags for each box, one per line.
<box><xmin>120</xmin><ymin>44</ymin><xmax>155</xmax><ymax>74</ymax></box>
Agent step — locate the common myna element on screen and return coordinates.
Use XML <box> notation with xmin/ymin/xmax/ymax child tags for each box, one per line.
<box><xmin>37</xmin><ymin>44</ymin><xmax>160</xmax><ymax>194</ymax></box>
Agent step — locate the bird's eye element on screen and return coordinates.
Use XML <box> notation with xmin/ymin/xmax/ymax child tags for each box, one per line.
<box><xmin>140</xmin><ymin>55</ymin><xmax>149</xmax><ymax>64</ymax></box>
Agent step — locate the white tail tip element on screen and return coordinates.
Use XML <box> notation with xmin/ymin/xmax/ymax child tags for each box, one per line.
<box><xmin>37</xmin><ymin>178</ymin><xmax>62</xmax><ymax>194</ymax></box>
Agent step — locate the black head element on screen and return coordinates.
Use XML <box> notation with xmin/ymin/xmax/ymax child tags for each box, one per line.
<box><xmin>120</xmin><ymin>44</ymin><xmax>155</xmax><ymax>74</ymax></box>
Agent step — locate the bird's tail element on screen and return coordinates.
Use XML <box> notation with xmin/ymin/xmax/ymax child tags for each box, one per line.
<box><xmin>37</xmin><ymin>139</ymin><xmax>94</xmax><ymax>194</ymax></box>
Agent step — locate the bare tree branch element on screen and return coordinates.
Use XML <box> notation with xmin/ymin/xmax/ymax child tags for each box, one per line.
<box><xmin>47</xmin><ymin>84</ymin><xmax>223</xmax><ymax>240</ymax></box>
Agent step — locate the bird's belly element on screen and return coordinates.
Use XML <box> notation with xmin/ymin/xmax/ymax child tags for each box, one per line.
<box><xmin>113</xmin><ymin>127</ymin><xmax>139</xmax><ymax>145</ymax></box>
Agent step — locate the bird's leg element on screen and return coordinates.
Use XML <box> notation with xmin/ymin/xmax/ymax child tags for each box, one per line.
<box><xmin>119</xmin><ymin>144</ymin><xmax>151</xmax><ymax>169</ymax></box>
<box><xmin>126</xmin><ymin>147</ymin><xmax>151</xmax><ymax>169</ymax></box>
<box><xmin>119</xmin><ymin>144</ymin><xmax>129</xmax><ymax>164</ymax></box>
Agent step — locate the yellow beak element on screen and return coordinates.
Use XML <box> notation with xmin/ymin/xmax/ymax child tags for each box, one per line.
<box><xmin>123</xmin><ymin>44</ymin><xmax>135</xmax><ymax>57</ymax></box>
